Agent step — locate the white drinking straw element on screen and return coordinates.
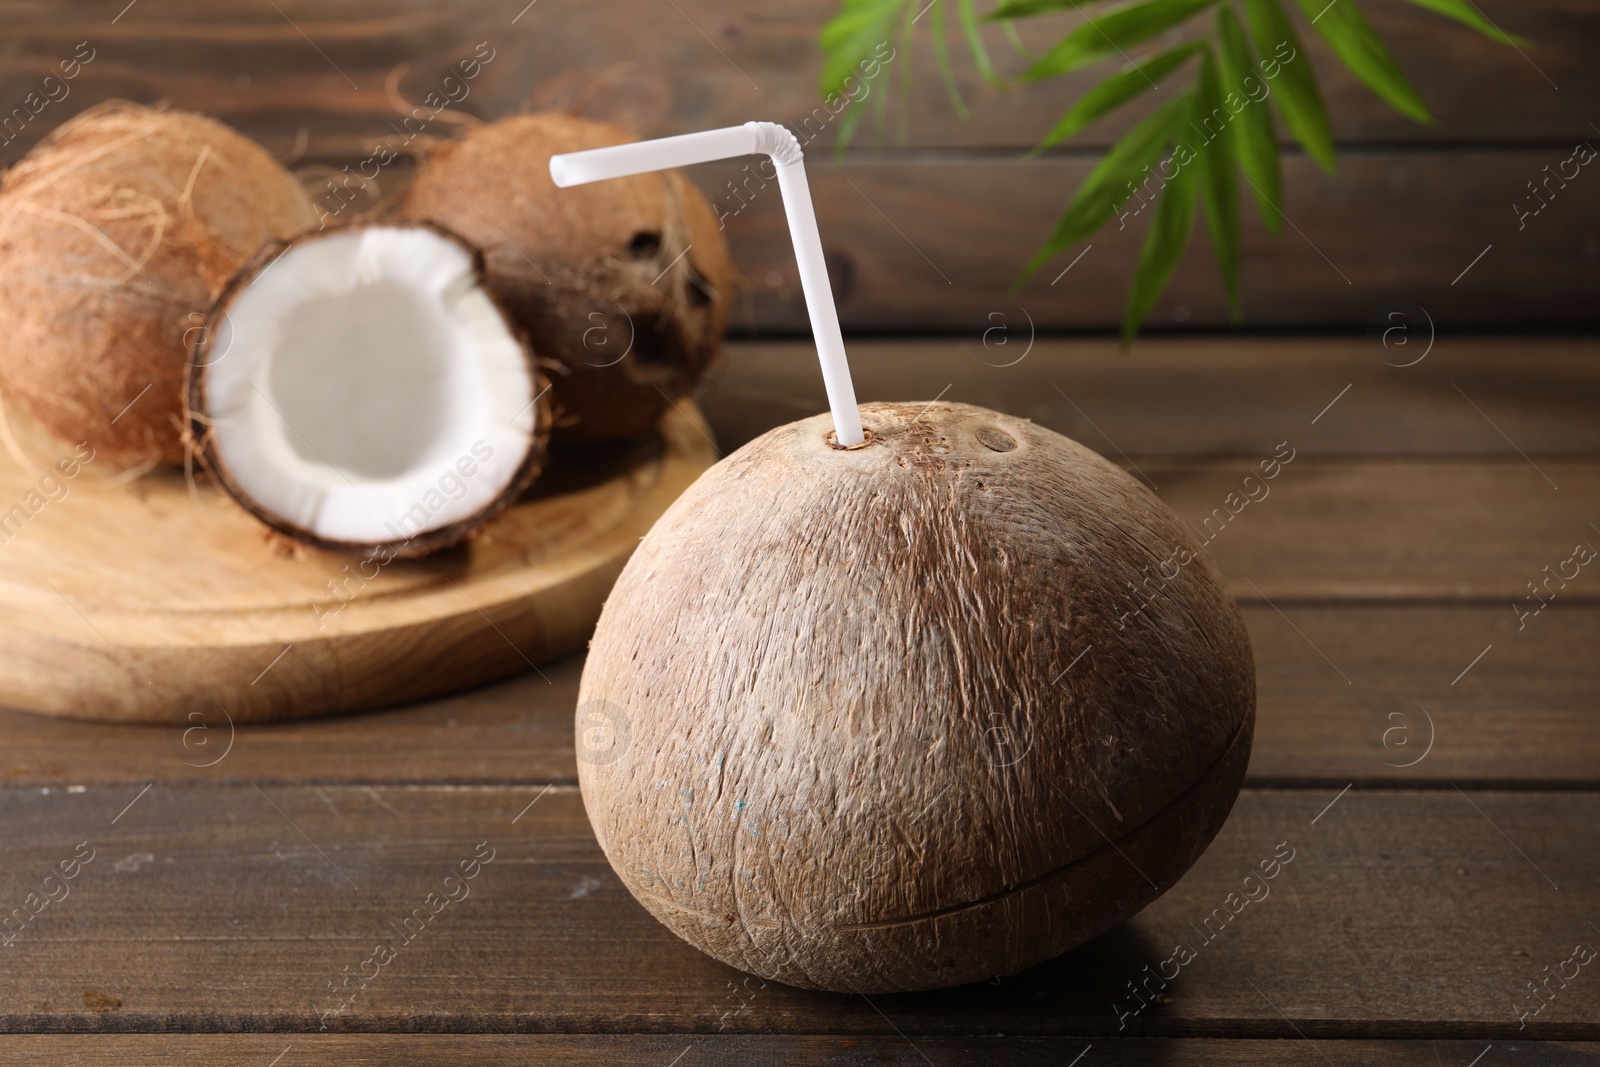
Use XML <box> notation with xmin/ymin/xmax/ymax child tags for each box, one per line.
<box><xmin>550</xmin><ymin>122</ymin><xmax>865</xmax><ymax>446</ymax></box>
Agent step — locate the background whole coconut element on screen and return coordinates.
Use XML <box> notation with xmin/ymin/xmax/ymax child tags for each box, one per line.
<box><xmin>400</xmin><ymin>112</ymin><xmax>733</xmax><ymax>444</ymax></box>
<box><xmin>0</xmin><ymin>101</ymin><xmax>317</xmax><ymax>466</ymax></box>
<box><xmin>577</xmin><ymin>401</ymin><xmax>1255</xmax><ymax>993</ymax></box>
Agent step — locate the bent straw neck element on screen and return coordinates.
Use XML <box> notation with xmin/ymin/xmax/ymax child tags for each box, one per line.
<box><xmin>549</xmin><ymin>122</ymin><xmax>864</xmax><ymax>446</ymax></box>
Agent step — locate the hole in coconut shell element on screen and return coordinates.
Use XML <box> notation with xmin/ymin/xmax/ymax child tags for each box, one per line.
<box><xmin>824</xmin><ymin>427</ymin><xmax>876</xmax><ymax>451</ymax></box>
<box><xmin>976</xmin><ymin>427</ymin><xmax>1017</xmax><ymax>453</ymax></box>
<box><xmin>628</xmin><ymin>231</ymin><xmax>662</xmax><ymax>258</ymax></box>
<box><xmin>629</xmin><ymin>312</ymin><xmax>691</xmax><ymax>370</ymax></box>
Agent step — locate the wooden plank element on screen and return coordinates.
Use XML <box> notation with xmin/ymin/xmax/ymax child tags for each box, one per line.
<box><xmin>2</xmin><ymin>605</ymin><xmax>1596</xmax><ymax>789</ymax></box>
<box><xmin>1150</xmin><ymin>460</ymin><xmax>1600</xmax><ymax>601</ymax></box>
<box><xmin>708</xmin><ymin>153</ymin><xmax>1600</xmax><ymax>333</ymax></box>
<box><xmin>0</xmin><ymin>785</ymin><xmax>1594</xmax><ymax>1036</ymax></box>
<box><xmin>1246</xmin><ymin>605</ymin><xmax>1600</xmax><ymax>788</ymax></box>
<box><xmin>6</xmin><ymin>1035</ymin><xmax>1598</xmax><ymax>1064</ymax></box>
<box><xmin>0</xmin><ymin>0</ymin><xmax>1591</xmax><ymax>158</ymax></box>
<box><xmin>703</xmin><ymin>337</ymin><xmax>1600</xmax><ymax>457</ymax></box>
<box><xmin>0</xmin><ymin>651</ymin><xmax>583</xmax><ymax>788</ymax></box>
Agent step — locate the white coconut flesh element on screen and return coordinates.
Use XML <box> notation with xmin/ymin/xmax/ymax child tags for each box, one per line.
<box><xmin>202</xmin><ymin>226</ymin><xmax>537</xmax><ymax>546</ymax></box>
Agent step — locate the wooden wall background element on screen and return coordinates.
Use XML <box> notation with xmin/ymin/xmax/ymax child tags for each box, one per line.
<box><xmin>1</xmin><ymin>0</ymin><xmax>1595</xmax><ymax>334</ymax></box>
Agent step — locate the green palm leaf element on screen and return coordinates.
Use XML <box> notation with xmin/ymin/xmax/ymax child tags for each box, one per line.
<box><xmin>1018</xmin><ymin>89</ymin><xmax>1196</xmax><ymax>284</ymax></box>
<box><xmin>1015</xmin><ymin>0</ymin><xmax>1219</xmax><ymax>81</ymax></box>
<box><xmin>1242</xmin><ymin>0</ymin><xmax>1336</xmax><ymax>173</ymax></box>
<box><xmin>1194</xmin><ymin>47</ymin><xmax>1241</xmax><ymax>317</ymax></box>
<box><xmin>1214</xmin><ymin>6</ymin><xmax>1283</xmax><ymax>231</ymax></box>
<box><xmin>1402</xmin><ymin>0</ymin><xmax>1529</xmax><ymax>45</ymax></box>
<box><xmin>988</xmin><ymin>0</ymin><xmax>1114</xmax><ymax>19</ymax></box>
<box><xmin>819</xmin><ymin>0</ymin><xmax>905</xmax><ymax>96</ymax></box>
<box><xmin>1035</xmin><ymin>41</ymin><xmax>1204</xmax><ymax>150</ymax></box>
<box><xmin>930</xmin><ymin>0</ymin><xmax>970</xmax><ymax>116</ymax></box>
<box><xmin>819</xmin><ymin>0</ymin><xmax>1527</xmax><ymax>340</ymax></box>
<box><xmin>1295</xmin><ymin>0</ymin><xmax>1431</xmax><ymax>123</ymax></box>
<box><xmin>1123</xmin><ymin>146</ymin><xmax>1199</xmax><ymax>343</ymax></box>
<box><xmin>958</xmin><ymin>0</ymin><xmax>1005</xmax><ymax>86</ymax></box>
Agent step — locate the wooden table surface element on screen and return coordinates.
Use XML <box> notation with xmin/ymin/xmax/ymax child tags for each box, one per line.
<box><xmin>2</xmin><ymin>335</ymin><xmax>1596</xmax><ymax>1064</ymax></box>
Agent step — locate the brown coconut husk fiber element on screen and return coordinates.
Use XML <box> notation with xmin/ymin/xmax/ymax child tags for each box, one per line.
<box><xmin>399</xmin><ymin>112</ymin><xmax>734</xmax><ymax>444</ymax></box>
<box><xmin>0</xmin><ymin>101</ymin><xmax>317</xmax><ymax>466</ymax></box>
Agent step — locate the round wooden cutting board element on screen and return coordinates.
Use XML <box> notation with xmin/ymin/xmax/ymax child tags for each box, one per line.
<box><xmin>0</xmin><ymin>405</ymin><xmax>719</xmax><ymax>723</ymax></box>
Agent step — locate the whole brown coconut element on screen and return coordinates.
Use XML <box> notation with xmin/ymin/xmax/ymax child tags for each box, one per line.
<box><xmin>0</xmin><ymin>101</ymin><xmax>317</xmax><ymax>465</ymax></box>
<box><xmin>577</xmin><ymin>401</ymin><xmax>1255</xmax><ymax>993</ymax></box>
<box><xmin>399</xmin><ymin>113</ymin><xmax>733</xmax><ymax>444</ymax></box>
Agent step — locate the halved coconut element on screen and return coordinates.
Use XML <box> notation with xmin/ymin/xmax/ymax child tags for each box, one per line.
<box><xmin>187</xmin><ymin>222</ymin><xmax>549</xmax><ymax>559</ymax></box>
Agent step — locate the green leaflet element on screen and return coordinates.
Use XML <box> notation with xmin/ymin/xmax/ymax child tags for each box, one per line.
<box><xmin>836</xmin><ymin>93</ymin><xmax>870</xmax><ymax>149</ymax></box>
<box><xmin>819</xmin><ymin>0</ymin><xmax>905</xmax><ymax>97</ymax></box>
<box><xmin>819</xmin><ymin>0</ymin><xmax>904</xmax><ymax>153</ymax></box>
<box><xmin>988</xmin><ymin>0</ymin><xmax>1105</xmax><ymax>19</ymax></box>
<box><xmin>1242</xmin><ymin>0</ymin><xmax>1336</xmax><ymax>173</ymax></box>
<box><xmin>1018</xmin><ymin>89</ymin><xmax>1196</xmax><ymax>285</ymax></box>
<box><xmin>1019</xmin><ymin>0</ymin><xmax>1218</xmax><ymax>81</ymax></box>
<box><xmin>1002</xmin><ymin>18</ymin><xmax>1031</xmax><ymax>57</ymax></box>
<box><xmin>1296</xmin><ymin>0</ymin><xmax>1430</xmax><ymax>122</ymax></box>
<box><xmin>1036</xmin><ymin>42</ymin><xmax>1204</xmax><ymax>150</ymax></box>
<box><xmin>958</xmin><ymin>0</ymin><xmax>1004</xmax><ymax>86</ymax></box>
<box><xmin>1194</xmin><ymin>47</ymin><xmax>1241</xmax><ymax>318</ymax></box>
<box><xmin>1214</xmin><ymin>5</ymin><xmax>1282</xmax><ymax>232</ymax></box>
<box><xmin>1123</xmin><ymin>145</ymin><xmax>1199</xmax><ymax>344</ymax></box>
<box><xmin>930</xmin><ymin>0</ymin><xmax>970</xmax><ymax>117</ymax></box>
<box><xmin>898</xmin><ymin>0</ymin><xmax>917</xmax><ymax>142</ymax></box>
<box><xmin>870</xmin><ymin>35</ymin><xmax>891</xmax><ymax>149</ymax></box>
<box><xmin>1402</xmin><ymin>0</ymin><xmax>1529</xmax><ymax>46</ymax></box>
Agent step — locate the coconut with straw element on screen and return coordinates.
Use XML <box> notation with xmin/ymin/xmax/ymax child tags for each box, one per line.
<box><xmin>560</xmin><ymin>123</ymin><xmax>1257</xmax><ymax>993</ymax></box>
